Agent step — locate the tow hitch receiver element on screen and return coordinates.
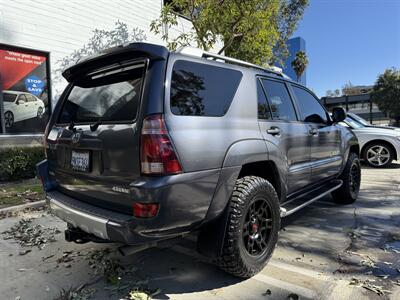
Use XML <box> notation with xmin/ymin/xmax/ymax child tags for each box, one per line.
<box><xmin>65</xmin><ymin>227</ymin><xmax>110</xmax><ymax>244</ymax></box>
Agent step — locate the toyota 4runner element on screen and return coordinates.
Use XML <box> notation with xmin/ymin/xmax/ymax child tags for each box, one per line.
<box><xmin>38</xmin><ymin>43</ymin><xmax>361</xmax><ymax>278</ymax></box>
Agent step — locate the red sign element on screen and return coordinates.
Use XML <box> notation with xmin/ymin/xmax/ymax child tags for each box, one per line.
<box><xmin>0</xmin><ymin>45</ymin><xmax>50</xmax><ymax>133</ymax></box>
<box><xmin>0</xmin><ymin>50</ymin><xmax>47</xmax><ymax>90</ymax></box>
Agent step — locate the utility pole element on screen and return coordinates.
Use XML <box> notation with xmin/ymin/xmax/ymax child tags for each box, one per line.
<box><xmin>369</xmin><ymin>96</ymin><xmax>373</xmax><ymax>124</ymax></box>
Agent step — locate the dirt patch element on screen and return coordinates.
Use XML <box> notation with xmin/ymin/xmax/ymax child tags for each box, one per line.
<box><xmin>0</xmin><ymin>178</ymin><xmax>44</xmax><ymax>209</ymax></box>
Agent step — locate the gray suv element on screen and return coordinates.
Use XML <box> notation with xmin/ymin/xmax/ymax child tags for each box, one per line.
<box><xmin>38</xmin><ymin>43</ymin><xmax>361</xmax><ymax>278</ymax></box>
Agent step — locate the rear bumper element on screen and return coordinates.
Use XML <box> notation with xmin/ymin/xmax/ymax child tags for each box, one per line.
<box><xmin>48</xmin><ymin>191</ymin><xmax>118</xmax><ymax>240</ymax></box>
<box><xmin>41</xmin><ymin>157</ymin><xmax>239</xmax><ymax>245</ymax></box>
<box><xmin>46</xmin><ymin>190</ymin><xmax>174</xmax><ymax>245</ymax></box>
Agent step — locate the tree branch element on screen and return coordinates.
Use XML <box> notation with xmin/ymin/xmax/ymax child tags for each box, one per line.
<box><xmin>217</xmin><ymin>13</ymin><xmax>244</xmax><ymax>54</ymax></box>
<box><xmin>188</xmin><ymin>0</ymin><xmax>208</xmax><ymax>50</ymax></box>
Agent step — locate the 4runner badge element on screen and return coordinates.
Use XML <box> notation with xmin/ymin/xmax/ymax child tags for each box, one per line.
<box><xmin>112</xmin><ymin>186</ymin><xmax>129</xmax><ymax>194</ymax></box>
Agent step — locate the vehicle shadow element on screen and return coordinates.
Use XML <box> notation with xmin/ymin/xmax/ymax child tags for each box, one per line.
<box><xmin>278</xmin><ymin>189</ymin><xmax>400</xmax><ymax>280</ymax></box>
<box><xmin>106</xmin><ymin>184</ymin><xmax>400</xmax><ymax>299</ymax></box>
<box><xmin>112</xmin><ymin>240</ymin><xmax>243</xmax><ymax>299</ymax></box>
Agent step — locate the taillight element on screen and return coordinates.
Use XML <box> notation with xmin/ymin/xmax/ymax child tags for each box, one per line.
<box><xmin>43</xmin><ymin>122</ymin><xmax>50</xmax><ymax>158</ymax></box>
<box><xmin>140</xmin><ymin>114</ymin><xmax>182</xmax><ymax>175</ymax></box>
<box><xmin>133</xmin><ymin>203</ymin><xmax>159</xmax><ymax>218</ymax></box>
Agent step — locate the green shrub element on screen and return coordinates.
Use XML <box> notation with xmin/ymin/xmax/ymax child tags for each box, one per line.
<box><xmin>0</xmin><ymin>147</ymin><xmax>45</xmax><ymax>181</ymax></box>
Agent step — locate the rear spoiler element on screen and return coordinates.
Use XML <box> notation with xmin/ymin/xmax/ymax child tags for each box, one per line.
<box><xmin>62</xmin><ymin>42</ymin><xmax>169</xmax><ymax>82</ymax></box>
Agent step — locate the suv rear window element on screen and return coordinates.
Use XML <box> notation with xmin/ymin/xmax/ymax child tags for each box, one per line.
<box><xmin>58</xmin><ymin>64</ymin><xmax>145</xmax><ymax>124</ymax></box>
<box><xmin>170</xmin><ymin>60</ymin><xmax>242</xmax><ymax>116</ymax></box>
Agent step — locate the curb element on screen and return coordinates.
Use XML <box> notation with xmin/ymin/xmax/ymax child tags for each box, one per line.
<box><xmin>0</xmin><ymin>200</ymin><xmax>46</xmax><ymax>214</ymax></box>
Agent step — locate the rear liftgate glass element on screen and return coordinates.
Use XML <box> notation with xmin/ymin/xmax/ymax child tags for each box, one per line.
<box><xmin>50</xmin><ymin>60</ymin><xmax>148</xmax><ymax>213</ymax></box>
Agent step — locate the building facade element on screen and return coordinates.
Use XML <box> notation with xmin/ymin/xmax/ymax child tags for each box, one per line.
<box><xmin>0</xmin><ymin>0</ymin><xmax>193</xmax><ymax>105</ymax></box>
<box><xmin>282</xmin><ymin>37</ymin><xmax>306</xmax><ymax>85</ymax></box>
<box><xmin>0</xmin><ymin>0</ymin><xmax>200</xmax><ymax>140</ymax></box>
<box><xmin>320</xmin><ymin>93</ymin><xmax>389</xmax><ymax>125</ymax></box>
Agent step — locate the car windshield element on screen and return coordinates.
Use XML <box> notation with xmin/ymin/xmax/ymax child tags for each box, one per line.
<box><xmin>58</xmin><ymin>64</ymin><xmax>145</xmax><ymax>124</ymax></box>
<box><xmin>348</xmin><ymin>113</ymin><xmax>369</xmax><ymax>126</ymax></box>
<box><xmin>3</xmin><ymin>93</ymin><xmax>17</xmax><ymax>102</ymax></box>
<box><xmin>344</xmin><ymin>117</ymin><xmax>365</xmax><ymax>129</ymax></box>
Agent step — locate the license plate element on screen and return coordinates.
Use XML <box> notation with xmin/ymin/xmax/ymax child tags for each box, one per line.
<box><xmin>71</xmin><ymin>150</ymin><xmax>90</xmax><ymax>172</ymax></box>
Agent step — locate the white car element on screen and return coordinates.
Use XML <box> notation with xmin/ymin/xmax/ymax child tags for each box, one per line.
<box><xmin>341</xmin><ymin>116</ymin><xmax>400</xmax><ymax>167</ymax></box>
<box><xmin>347</xmin><ymin>112</ymin><xmax>400</xmax><ymax>132</ymax></box>
<box><xmin>3</xmin><ymin>90</ymin><xmax>45</xmax><ymax>128</ymax></box>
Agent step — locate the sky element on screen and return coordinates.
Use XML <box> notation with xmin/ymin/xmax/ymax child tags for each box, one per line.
<box><xmin>292</xmin><ymin>0</ymin><xmax>400</xmax><ymax>97</ymax></box>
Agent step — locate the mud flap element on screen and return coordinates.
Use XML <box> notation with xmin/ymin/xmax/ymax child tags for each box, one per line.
<box><xmin>36</xmin><ymin>160</ymin><xmax>57</xmax><ymax>192</ymax></box>
<box><xmin>197</xmin><ymin>204</ymin><xmax>230</xmax><ymax>259</ymax></box>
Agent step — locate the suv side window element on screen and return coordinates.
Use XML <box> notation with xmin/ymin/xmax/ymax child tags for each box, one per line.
<box><xmin>257</xmin><ymin>79</ymin><xmax>272</xmax><ymax>120</ymax></box>
<box><xmin>170</xmin><ymin>60</ymin><xmax>242</xmax><ymax>116</ymax></box>
<box><xmin>261</xmin><ymin>79</ymin><xmax>297</xmax><ymax>121</ymax></box>
<box><xmin>291</xmin><ymin>85</ymin><xmax>328</xmax><ymax>124</ymax></box>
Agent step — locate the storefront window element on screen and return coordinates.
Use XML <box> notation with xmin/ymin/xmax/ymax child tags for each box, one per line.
<box><xmin>0</xmin><ymin>45</ymin><xmax>51</xmax><ymax>134</ymax></box>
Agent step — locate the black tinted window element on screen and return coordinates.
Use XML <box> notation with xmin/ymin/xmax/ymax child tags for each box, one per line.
<box><xmin>261</xmin><ymin>80</ymin><xmax>297</xmax><ymax>121</ymax></box>
<box><xmin>292</xmin><ymin>86</ymin><xmax>327</xmax><ymax>124</ymax></box>
<box><xmin>257</xmin><ymin>80</ymin><xmax>271</xmax><ymax>120</ymax></box>
<box><xmin>171</xmin><ymin>60</ymin><xmax>242</xmax><ymax>116</ymax></box>
<box><xmin>58</xmin><ymin>66</ymin><xmax>144</xmax><ymax>124</ymax></box>
<box><xmin>3</xmin><ymin>93</ymin><xmax>16</xmax><ymax>102</ymax></box>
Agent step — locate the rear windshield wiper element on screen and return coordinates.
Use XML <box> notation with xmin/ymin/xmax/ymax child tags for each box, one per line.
<box><xmin>90</xmin><ymin>119</ymin><xmax>102</xmax><ymax>132</ymax></box>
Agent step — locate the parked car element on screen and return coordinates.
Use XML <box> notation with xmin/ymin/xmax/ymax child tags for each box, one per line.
<box><xmin>38</xmin><ymin>43</ymin><xmax>360</xmax><ymax>278</ymax></box>
<box><xmin>3</xmin><ymin>90</ymin><xmax>45</xmax><ymax>128</ymax></box>
<box><xmin>347</xmin><ymin>112</ymin><xmax>400</xmax><ymax>132</ymax></box>
<box><xmin>341</xmin><ymin>115</ymin><xmax>400</xmax><ymax>167</ymax></box>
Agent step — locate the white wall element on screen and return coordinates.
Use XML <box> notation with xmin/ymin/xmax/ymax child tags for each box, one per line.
<box><xmin>0</xmin><ymin>0</ymin><xmax>194</xmax><ymax>105</ymax></box>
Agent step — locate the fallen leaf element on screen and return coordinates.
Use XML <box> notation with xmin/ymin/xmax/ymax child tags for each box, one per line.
<box><xmin>287</xmin><ymin>293</ymin><xmax>299</xmax><ymax>300</ymax></box>
<box><xmin>19</xmin><ymin>249</ymin><xmax>31</xmax><ymax>256</ymax></box>
<box><xmin>262</xmin><ymin>289</ymin><xmax>272</xmax><ymax>296</ymax></box>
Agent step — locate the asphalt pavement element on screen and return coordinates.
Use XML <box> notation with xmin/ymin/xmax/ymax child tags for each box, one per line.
<box><xmin>0</xmin><ymin>163</ymin><xmax>399</xmax><ymax>300</ymax></box>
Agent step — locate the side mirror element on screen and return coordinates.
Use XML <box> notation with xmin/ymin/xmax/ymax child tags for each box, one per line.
<box><xmin>17</xmin><ymin>100</ymin><xmax>25</xmax><ymax>105</ymax></box>
<box><xmin>332</xmin><ymin>107</ymin><xmax>346</xmax><ymax>123</ymax></box>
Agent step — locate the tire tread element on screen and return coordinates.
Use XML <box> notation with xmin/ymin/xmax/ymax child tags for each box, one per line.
<box><xmin>216</xmin><ymin>176</ymin><xmax>279</xmax><ymax>278</ymax></box>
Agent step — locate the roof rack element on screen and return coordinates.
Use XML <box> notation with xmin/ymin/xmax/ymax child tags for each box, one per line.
<box><xmin>177</xmin><ymin>46</ymin><xmax>291</xmax><ymax>79</ymax></box>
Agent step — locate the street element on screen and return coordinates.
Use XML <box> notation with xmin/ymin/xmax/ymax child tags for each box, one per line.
<box><xmin>0</xmin><ymin>164</ymin><xmax>399</xmax><ymax>300</ymax></box>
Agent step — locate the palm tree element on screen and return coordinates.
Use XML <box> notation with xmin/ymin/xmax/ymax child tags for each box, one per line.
<box><xmin>291</xmin><ymin>51</ymin><xmax>308</xmax><ymax>82</ymax></box>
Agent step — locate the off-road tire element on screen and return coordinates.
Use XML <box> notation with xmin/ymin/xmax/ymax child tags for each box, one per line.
<box><xmin>216</xmin><ymin>176</ymin><xmax>280</xmax><ymax>278</ymax></box>
<box><xmin>332</xmin><ymin>152</ymin><xmax>361</xmax><ymax>204</ymax></box>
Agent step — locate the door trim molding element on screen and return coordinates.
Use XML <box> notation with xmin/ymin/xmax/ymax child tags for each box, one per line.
<box><xmin>289</xmin><ymin>155</ymin><xmax>342</xmax><ymax>174</ymax></box>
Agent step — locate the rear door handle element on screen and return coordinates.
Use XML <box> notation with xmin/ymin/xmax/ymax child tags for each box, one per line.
<box><xmin>267</xmin><ymin>126</ymin><xmax>281</xmax><ymax>136</ymax></box>
<box><xmin>309</xmin><ymin>128</ymin><xmax>318</xmax><ymax>135</ymax></box>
